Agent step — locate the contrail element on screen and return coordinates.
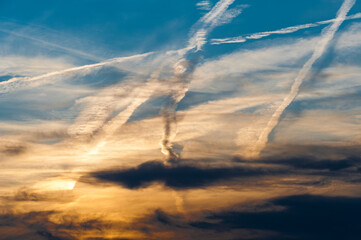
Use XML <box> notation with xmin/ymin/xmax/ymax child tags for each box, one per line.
<box><xmin>200</xmin><ymin>0</ymin><xmax>235</xmax><ymax>25</ymax></box>
<box><xmin>86</xmin><ymin>80</ymin><xmax>163</xmax><ymax>155</ymax></box>
<box><xmin>247</xmin><ymin>0</ymin><xmax>356</xmax><ymax>159</ymax></box>
<box><xmin>100</xmin><ymin>72</ymin><xmax>165</xmax><ymax>137</ymax></box>
<box><xmin>188</xmin><ymin>0</ymin><xmax>245</xmax><ymax>51</ymax></box>
<box><xmin>0</xmin><ymin>28</ymin><xmax>102</xmax><ymax>61</ymax></box>
<box><xmin>50</xmin><ymin>0</ymin><xmax>241</xmax><ymax>159</ymax></box>
<box><xmin>68</xmin><ymin>79</ymin><xmax>157</xmax><ymax>138</ymax></box>
<box><xmin>160</xmin><ymin>0</ymin><xmax>242</xmax><ymax>163</ymax></box>
<box><xmin>211</xmin><ymin>12</ymin><xmax>361</xmax><ymax>45</ymax></box>
<box><xmin>68</xmin><ymin>51</ymin><xmax>180</xmax><ymax>145</ymax></box>
<box><xmin>0</xmin><ymin>52</ymin><xmax>153</xmax><ymax>93</ymax></box>
<box><xmin>160</xmin><ymin>65</ymin><xmax>192</xmax><ymax>163</ymax></box>
<box><xmin>75</xmin><ymin>66</ymin><xmax>169</xmax><ymax>155</ymax></box>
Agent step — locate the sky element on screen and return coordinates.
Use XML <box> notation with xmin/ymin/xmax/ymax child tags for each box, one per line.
<box><xmin>0</xmin><ymin>0</ymin><xmax>361</xmax><ymax>239</ymax></box>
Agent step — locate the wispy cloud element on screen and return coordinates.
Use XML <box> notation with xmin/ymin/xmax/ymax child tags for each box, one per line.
<box><xmin>0</xmin><ymin>55</ymin><xmax>74</xmax><ymax>77</ymax></box>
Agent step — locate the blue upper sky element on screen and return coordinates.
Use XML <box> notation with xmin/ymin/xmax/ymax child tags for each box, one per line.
<box><xmin>1</xmin><ymin>0</ymin><xmax>360</xmax><ymax>61</ymax></box>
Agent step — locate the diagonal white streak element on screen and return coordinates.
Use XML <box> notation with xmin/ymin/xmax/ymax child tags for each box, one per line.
<box><xmin>85</xmin><ymin>0</ymin><xmax>238</xmax><ymax>150</ymax></box>
<box><xmin>187</xmin><ymin>0</ymin><xmax>240</xmax><ymax>51</ymax></box>
<box><xmin>0</xmin><ymin>28</ymin><xmax>102</xmax><ymax>61</ymax></box>
<box><xmin>9</xmin><ymin>0</ymin><xmax>241</xmax><ymax>158</ymax></box>
<box><xmin>160</xmin><ymin>0</ymin><xmax>241</xmax><ymax>162</ymax></box>
<box><xmin>211</xmin><ymin>12</ymin><xmax>361</xmax><ymax>45</ymax></box>
<box><xmin>0</xmin><ymin>0</ymin><xmax>237</xmax><ymax>95</ymax></box>
<box><xmin>201</xmin><ymin>0</ymin><xmax>235</xmax><ymax>25</ymax></box>
<box><xmin>0</xmin><ymin>52</ymin><xmax>153</xmax><ymax>93</ymax></box>
<box><xmin>248</xmin><ymin>0</ymin><xmax>356</xmax><ymax>159</ymax></box>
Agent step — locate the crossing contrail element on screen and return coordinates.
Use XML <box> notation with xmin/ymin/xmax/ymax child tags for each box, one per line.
<box><xmin>159</xmin><ymin>0</ymin><xmax>243</xmax><ymax>163</ymax></box>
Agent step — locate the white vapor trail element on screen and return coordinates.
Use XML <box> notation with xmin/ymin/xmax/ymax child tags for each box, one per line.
<box><xmin>211</xmin><ymin>12</ymin><xmax>361</xmax><ymax>45</ymax></box>
<box><xmin>201</xmin><ymin>0</ymin><xmax>235</xmax><ymax>25</ymax></box>
<box><xmin>187</xmin><ymin>0</ymin><xmax>245</xmax><ymax>51</ymax></box>
<box><xmin>68</xmin><ymin>51</ymin><xmax>178</xmax><ymax>143</ymax></box>
<box><xmin>84</xmin><ymin>80</ymin><xmax>163</xmax><ymax>156</ymax></box>
<box><xmin>0</xmin><ymin>52</ymin><xmax>153</xmax><ymax>94</ymax></box>
<box><xmin>15</xmin><ymin>0</ymin><xmax>241</xmax><ymax>159</ymax></box>
<box><xmin>100</xmin><ymin>76</ymin><xmax>163</xmax><ymax>136</ymax></box>
<box><xmin>160</xmin><ymin>0</ymin><xmax>243</xmax><ymax>162</ymax></box>
<box><xmin>0</xmin><ymin>28</ymin><xmax>102</xmax><ymax>61</ymax></box>
<box><xmin>247</xmin><ymin>0</ymin><xmax>356</xmax><ymax>159</ymax></box>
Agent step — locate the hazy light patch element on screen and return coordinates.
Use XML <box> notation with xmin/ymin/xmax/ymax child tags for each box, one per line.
<box><xmin>33</xmin><ymin>178</ymin><xmax>77</xmax><ymax>191</ymax></box>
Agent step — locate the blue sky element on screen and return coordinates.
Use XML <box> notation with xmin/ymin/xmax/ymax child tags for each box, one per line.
<box><xmin>1</xmin><ymin>0</ymin><xmax>359</xmax><ymax>59</ymax></box>
<box><xmin>0</xmin><ymin>0</ymin><xmax>361</xmax><ymax>239</ymax></box>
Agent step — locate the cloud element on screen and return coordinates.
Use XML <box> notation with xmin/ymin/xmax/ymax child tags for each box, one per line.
<box><xmin>0</xmin><ymin>140</ymin><xmax>27</xmax><ymax>156</ymax></box>
<box><xmin>0</xmin><ymin>210</ymin><xmax>118</xmax><ymax>240</ymax></box>
<box><xmin>234</xmin><ymin>143</ymin><xmax>361</xmax><ymax>173</ymax></box>
<box><xmin>191</xmin><ymin>37</ymin><xmax>317</xmax><ymax>92</ymax></box>
<box><xmin>88</xmin><ymin>161</ymin><xmax>275</xmax><ymax>190</ymax></box>
<box><xmin>258</xmin><ymin>156</ymin><xmax>361</xmax><ymax>171</ymax></box>
<box><xmin>190</xmin><ymin>194</ymin><xmax>361</xmax><ymax>240</ymax></box>
<box><xmin>0</xmin><ymin>55</ymin><xmax>74</xmax><ymax>77</ymax></box>
<box><xmin>0</xmin><ymin>211</ymin><xmax>74</xmax><ymax>240</ymax></box>
<box><xmin>336</xmin><ymin>21</ymin><xmax>361</xmax><ymax>50</ymax></box>
<box><xmin>0</xmin><ymin>121</ymin><xmax>70</xmax><ymax>141</ymax></box>
<box><xmin>2</xmin><ymin>187</ymin><xmax>75</xmax><ymax>202</ymax></box>
<box><xmin>157</xmin><ymin>0</ymin><xmax>245</xmax><ymax>163</ymax></box>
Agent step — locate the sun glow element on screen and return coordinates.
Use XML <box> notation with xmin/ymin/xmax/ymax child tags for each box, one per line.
<box><xmin>34</xmin><ymin>179</ymin><xmax>77</xmax><ymax>191</ymax></box>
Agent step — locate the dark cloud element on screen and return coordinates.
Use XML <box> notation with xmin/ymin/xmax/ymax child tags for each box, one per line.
<box><xmin>0</xmin><ymin>211</ymin><xmax>73</xmax><ymax>240</ymax></box>
<box><xmin>234</xmin><ymin>153</ymin><xmax>361</xmax><ymax>172</ymax></box>
<box><xmin>191</xmin><ymin>194</ymin><xmax>361</xmax><ymax>240</ymax></box>
<box><xmin>154</xmin><ymin>209</ymin><xmax>174</xmax><ymax>226</ymax></box>
<box><xmin>0</xmin><ymin>144</ymin><xmax>26</xmax><ymax>156</ymax></box>
<box><xmin>131</xmin><ymin>208</ymin><xmax>285</xmax><ymax>240</ymax></box>
<box><xmin>0</xmin><ymin>211</ymin><xmax>112</xmax><ymax>240</ymax></box>
<box><xmin>35</xmin><ymin>230</ymin><xmax>65</xmax><ymax>240</ymax></box>
<box><xmin>261</xmin><ymin>144</ymin><xmax>361</xmax><ymax>161</ymax></box>
<box><xmin>89</xmin><ymin>161</ymin><xmax>275</xmax><ymax>189</ymax></box>
<box><xmin>4</xmin><ymin>188</ymin><xmax>75</xmax><ymax>202</ymax></box>
<box><xmin>86</xmin><ymin>238</ymin><xmax>130</xmax><ymax>240</ymax></box>
<box><xmin>265</xmin><ymin>156</ymin><xmax>360</xmax><ymax>171</ymax></box>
